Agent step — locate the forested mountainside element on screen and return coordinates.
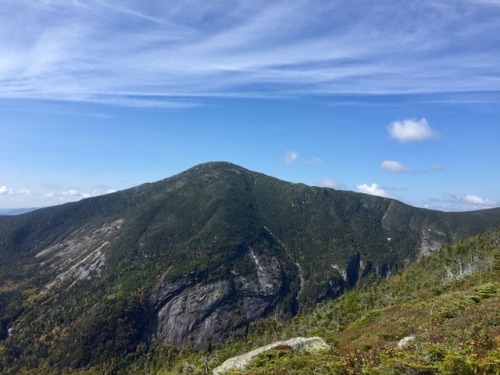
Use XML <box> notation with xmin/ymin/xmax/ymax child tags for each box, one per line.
<box><xmin>0</xmin><ymin>162</ymin><xmax>499</xmax><ymax>373</ymax></box>
<box><xmin>203</xmin><ymin>228</ymin><xmax>500</xmax><ymax>375</ymax></box>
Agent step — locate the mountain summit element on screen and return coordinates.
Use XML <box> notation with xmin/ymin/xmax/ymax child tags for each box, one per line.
<box><xmin>1</xmin><ymin>162</ymin><xmax>499</xmax><ymax>371</ymax></box>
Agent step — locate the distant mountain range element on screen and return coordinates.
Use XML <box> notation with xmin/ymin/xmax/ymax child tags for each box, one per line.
<box><xmin>0</xmin><ymin>207</ymin><xmax>39</xmax><ymax>216</ymax></box>
<box><xmin>0</xmin><ymin>162</ymin><xmax>499</xmax><ymax>373</ymax></box>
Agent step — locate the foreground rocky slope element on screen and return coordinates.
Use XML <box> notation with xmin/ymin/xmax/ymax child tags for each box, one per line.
<box><xmin>203</xmin><ymin>228</ymin><xmax>500</xmax><ymax>375</ymax></box>
<box><xmin>0</xmin><ymin>162</ymin><xmax>499</xmax><ymax>372</ymax></box>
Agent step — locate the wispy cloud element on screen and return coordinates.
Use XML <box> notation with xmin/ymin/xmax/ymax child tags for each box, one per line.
<box><xmin>303</xmin><ymin>156</ymin><xmax>323</xmax><ymax>165</ymax></box>
<box><xmin>316</xmin><ymin>178</ymin><xmax>344</xmax><ymax>189</ymax></box>
<box><xmin>452</xmin><ymin>193</ymin><xmax>496</xmax><ymax>207</ymax></box>
<box><xmin>1</xmin><ymin>0</ymin><xmax>499</xmax><ymax>107</ymax></box>
<box><xmin>283</xmin><ymin>150</ymin><xmax>299</xmax><ymax>165</ymax></box>
<box><xmin>17</xmin><ymin>189</ymin><xmax>32</xmax><ymax>196</ymax></box>
<box><xmin>380</xmin><ymin>160</ymin><xmax>410</xmax><ymax>173</ymax></box>
<box><xmin>61</xmin><ymin>189</ymin><xmax>91</xmax><ymax>198</ymax></box>
<box><xmin>388</xmin><ymin>118</ymin><xmax>437</xmax><ymax>143</ymax></box>
<box><xmin>59</xmin><ymin>187</ymin><xmax>117</xmax><ymax>200</ymax></box>
<box><xmin>282</xmin><ymin>152</ymin><xmax>324</xmax><ymax>166</ymax></box>
<box><xmin>426</xmin><ymin>193</ymin><xmax>498</xmax><ymax>211</ymax></box>
<box><xmin>0</xmin><ymin>184</ymin><xmax>118</xmax><ymax>204</ymax></box>
<box><xmin>0</xmin><ymin>185</ymin><xmax>32</xmax><ymax>195</ymax></box>
<box><xmin>428</xmin><ymin>163</ymin><xmax>445</xmax><ymax>172</ymax></box>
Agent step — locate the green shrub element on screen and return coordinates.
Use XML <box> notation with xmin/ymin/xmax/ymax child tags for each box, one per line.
<box><xmin>439</xmin><ymin>353</ymin><xmax>473</xmax><ymax>375</ymax></box>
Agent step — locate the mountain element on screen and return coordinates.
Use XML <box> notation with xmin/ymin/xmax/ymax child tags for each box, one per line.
<box><xmin>0</xmin><ymin>161</ymin><xmax>499</xmax><ymax>373</ymax></box>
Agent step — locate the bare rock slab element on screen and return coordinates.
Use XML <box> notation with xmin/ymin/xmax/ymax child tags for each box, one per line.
<box><xmin>212</xmin><ymin>336</ymin><xmax>330</xmax><ymax>374</ymax></box>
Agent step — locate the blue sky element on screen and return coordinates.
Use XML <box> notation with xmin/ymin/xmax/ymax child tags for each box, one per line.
<box><xmin>1</xmin><ymin>0</ymin><xmax>499</xmax><ymax>211</ymax></box>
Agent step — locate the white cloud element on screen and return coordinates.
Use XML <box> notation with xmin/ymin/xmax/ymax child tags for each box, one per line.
<box><xmin>388</xmin><ymin>118</ymin><xmax>437</xmax><ymax>143</ymax></box>
<box><xmin>316</xmin><ymin>178</ymin><xmax>344</xmax><ymax>189</ymax></box>
<box><xmin>0</xmin><ymin>185</ymin><xmax>14</xmax><ymax>195</ymax></box>
<box><xmin>62</xmin><ymin>189</ymin><xmax>81</xmax><ymax>197</ymax></box>
<box><xmin>283</xmin><ymin>150</ymin><xmax>299</xmax><ymax>165</ymax></box>
<box><xmin>380</xmin><ymin>160</ymin><xmax>409</xmax><ymax>173</ymax></box>
<box><xmin>455</xmin><ymin>194</ymin><xmax>496</xmax><ymax>207</ymax></box>
<box><xmin>0</xmin><ymin>186</ymin><xmax>33</xmax><ymax>195</ymax></box>
<box><xmin>58</xmin><ymin>187</ymin><xmax>117</xmax><ymax>200</ymax></box>
<box><xmin>356</xmin><ymin>183</ymin><xmax>393</xmax><ymax>198</ymax></box>
<box><xmin>61</xmin><ymin>189</ymin><xmax>91</xmax><ymax>198</ymax></box>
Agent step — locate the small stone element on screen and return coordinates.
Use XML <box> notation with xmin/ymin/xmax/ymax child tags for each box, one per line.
<box><xmin>397</xmin><ymin>335</ymin><xmax>416</xmax><ymax>349</ymax></box>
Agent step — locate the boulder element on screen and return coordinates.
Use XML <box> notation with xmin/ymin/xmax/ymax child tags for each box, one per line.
<box><xmin>397</xmin><ymin>335</ymin><xmax>417</xmax><ymax>349</ymax></box>
<box><xmin>212</xmin><ymin>336</ymin><xmax>330</xmax><ymax>374</ymax></box>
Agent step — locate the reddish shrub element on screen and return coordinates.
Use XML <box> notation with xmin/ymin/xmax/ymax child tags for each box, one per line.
<box><xmin>272</xmin><ymin>344</ymin><xmax>293</xmax><ymax>351</ymax></box>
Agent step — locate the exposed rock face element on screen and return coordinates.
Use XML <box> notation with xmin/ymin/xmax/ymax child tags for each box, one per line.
<box><xmin>419</xmin><ymin>228</ymin><xmax>444</xmax><ymax>258</ymax></box>
<box><xmin>34</xmin><ymin>219</ymin><xmax>123</xmax><ymax>289</ymax></box>
<box><xmin>154</xmin><ymin>279</ymin><xmax>232</xmax><ymax>346</ymax></box>
<box><xmin>148</xmin><ymin>242</ymin><xmax>299</xmax><ymax>347</ymax></box>
<box><xmin>212</xmin><ymin>336</ymin><xmax>330</xmax><ymax>374</ymax></box>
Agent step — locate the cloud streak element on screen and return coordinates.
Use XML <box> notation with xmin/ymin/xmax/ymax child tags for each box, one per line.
<box><xmin>283</xmin><ymin>150</ymin><xmax>299</xmax><ymax>165</ymax></box>
<box><xmin>0</xmin><ymin>184</ymin><xmax>119</xmax><ymax>208</ymax></box>
<box><xmin>1</xmin><ymin>0</ymin><xmax>499</xmax><ymax>107</ymax></box>
<box><xmin>380</xmin><ymin>160</ymin><xmax>410</xmax><ymax>173</ymax></box>
<box><xmin>316</xmin><ymin>178</ymin><xmax>344</xmax><ymax>189</ymax></box>
<box><xmin>61</xmin><ymin>189</ymin><xmax>91</xmax><ymax>198</ymax></box>
<box><xmin>453</xmin><ymin>194</ymin><xmax>496</xmax><ymax>207</ymax></box>
<box><xmin>303</xmin><ymin>156</ymin><xmax>323</xmax><ymax>165</ymax></box>
<box><xmin>426</xmin><ymin>193</ymin><xmax>498</xmax><ymax>211</ymax></box>
<box><xmin>0</xmin><ymin>186</ymin><xmax>32</xmax><ymax>195</ymax></box>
